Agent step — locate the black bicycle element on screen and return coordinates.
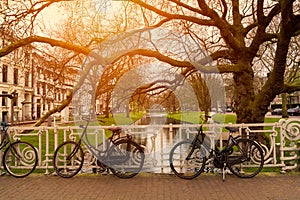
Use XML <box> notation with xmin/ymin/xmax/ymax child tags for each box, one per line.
<box><xmin>53</xmin><ymin>120</ymin><xmax>145</xmax><ymax>179</ymax></box>
<box><xmin>169</xmin><ymin>116</ymin><xmax>264</xmax><ymax>181</ymax></box>
<box><xmin>0</xmin><ymin>122</ymin><xmax>38</xmax><ymax>178</ymax></box>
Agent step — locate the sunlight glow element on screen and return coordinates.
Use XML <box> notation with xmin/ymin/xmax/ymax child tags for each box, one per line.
<box><xmin>39</xmin><ymin>5</ymin><xmax>66</xmax><ymax>29</ymax></box>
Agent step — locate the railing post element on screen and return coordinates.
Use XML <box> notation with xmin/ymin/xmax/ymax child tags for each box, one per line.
<box><xmin>54</xmin><ymin>125</ymin><xmax>58</xmax><ymax>153</ymax></box>
<box><xmin>38</xmin><ymin>129</ymin><xmax>43</xmax><ymax>171</ymax></box>
<box><xmin>160</xmin><ymin>126</ymin><xmax>164</xmax><ymax>174</ymax></box>
<box><xmin>44</xmin><ymin>128</ymin><xmax>50</xmax><ymax>175</ymax></box>
<box><xmin>169</xmin><ymin>123</ymin><xmax>173</xmax><ymax>142</ymax></box>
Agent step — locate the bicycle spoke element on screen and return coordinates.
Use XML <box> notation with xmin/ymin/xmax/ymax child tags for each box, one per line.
<box><xmin>169</xmin><ymin>140</ymin><xmax>206</xmax><ymax>179</ymax></box>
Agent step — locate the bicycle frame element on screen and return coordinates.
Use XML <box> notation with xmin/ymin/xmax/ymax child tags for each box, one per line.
<box><xmin>74</xmin><ymin>121</ymin><xmax>133</xmax><ymax>162</ymax></box>
<box><xmin>0</xmin><ymin>124</ymin><xmax>10</xmax><ymax>150</ymax></box>
<box><xmin>185</xmin><ymin>125</ymin><xmax>206</xmax><ymax>159</ymax></box>
<box><xmin>191</xmin><ymin>126</ymin><xmax>239</xmax><ymax>158</ymax></box>
<box><xmin>0</xmin><ymin>134</ymin><xmax>9</xmax><ymax>150</ymax></box>
<box><xmin>0</xmin><ymin>123</ymin><xmax>21</xmax><ymax>157</ymax></box>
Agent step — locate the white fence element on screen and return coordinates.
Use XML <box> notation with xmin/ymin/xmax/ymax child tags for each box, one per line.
<box><xmin>0</xmin><ymin>118</ymin><xmax>299</xmax><ymax>174</ymax></box>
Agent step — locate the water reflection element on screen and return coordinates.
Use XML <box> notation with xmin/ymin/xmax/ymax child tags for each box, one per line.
<box><xmin>131</xmin><ymin>114</ymin><xmax>188</xmax><ymax>172</ymax></box>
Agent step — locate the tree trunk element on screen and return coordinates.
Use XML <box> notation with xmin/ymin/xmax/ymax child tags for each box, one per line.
<box><xmin>233</xmin><ymin>61</ymin><xmax>269</xmax><ymax>145</ymax></box>
<box><xmin>233</xmin><ymin>61</ymin><xmax>256</xmax><ymax>124</ymax></box>
<box><xmin>281</xmin><ymin>93</ymin><xmax>288</xmax><ymax>118</ymax></box>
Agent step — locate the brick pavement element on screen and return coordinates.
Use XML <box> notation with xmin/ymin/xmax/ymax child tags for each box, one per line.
<box><xmin>0</xmin><ymin>172</ymin><xmax>299</xmax><ymax>200</ymax></box>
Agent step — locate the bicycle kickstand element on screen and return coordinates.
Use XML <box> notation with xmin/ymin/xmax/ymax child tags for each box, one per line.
<box><xmin>222</xmin><ymin>165</ymin><xmax>226</xmax><ymax>182</ymax></box>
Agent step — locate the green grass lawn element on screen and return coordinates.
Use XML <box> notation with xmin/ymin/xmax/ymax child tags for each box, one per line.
<box><xmin>167</xmin><ymin>112</ymin><xmax>282</xmax><ymax>124</ymax></box>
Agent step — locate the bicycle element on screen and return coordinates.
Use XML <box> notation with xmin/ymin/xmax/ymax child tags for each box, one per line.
<box><xmin>0</xmin><ymin>122</ymin><xmax>38</xmax><ymax>178</ymax></box>
<box><xmin>169</xmin><ymin>115</ymin><xmax>264</xmax><ymax>181</ymax></box>
<box><xmin>53</xmin><ymin>119</ymin><xmax>145</xmax><ymax>179</ymax></box>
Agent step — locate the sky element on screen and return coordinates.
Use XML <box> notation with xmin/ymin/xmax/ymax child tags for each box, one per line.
<box><xmin>36</xmin><ymin>0</ymin><xmax>118</xmax><ymax>36</ymax></box>
<box><xmin>37</xmin><ymin>5</ymin><xmax>66</xmax><ymax>34</ymax></box>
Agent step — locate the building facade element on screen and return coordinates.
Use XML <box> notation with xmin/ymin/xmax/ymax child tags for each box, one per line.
<box><xmin>0</xmin><ymin>50</ymin><xmax>75</xmax><ymax>124</ymax></box>
<box><xmin>0</xmin><ymin>47</ymin><xmax>33</xmax><ymax>123</ymax></box>
<box><xmin>32</xmin><ymin>52</ymin><xmax>75</xmax><ymax>122</ymax></box>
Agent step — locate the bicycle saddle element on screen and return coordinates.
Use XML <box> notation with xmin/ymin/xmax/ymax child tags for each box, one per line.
<box><xmin>108</xmin><ymin>126</ymin><xmax>122</xmax><ymax>132</ymax></box>
<box><xmin>225</xmin><ymin>126</ymin><xmax>238</xmax><ymax>133</ymax></box>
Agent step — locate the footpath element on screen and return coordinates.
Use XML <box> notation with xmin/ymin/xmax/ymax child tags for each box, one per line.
<box><xmin>0</xmin><ymin>172</ymin><xmax>299</xmax><ymax>200</ymax></box>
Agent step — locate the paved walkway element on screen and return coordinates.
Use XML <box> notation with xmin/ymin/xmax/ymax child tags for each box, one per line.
<box><xmin>0</xmin><ymin>172</ymin><xmax>299</xmax><ymax>200</ymax></box>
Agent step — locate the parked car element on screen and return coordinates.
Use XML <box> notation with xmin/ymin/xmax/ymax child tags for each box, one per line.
<box><xmin>287</xmin><ymin>106</ymin><xmax>300</xmax><ymax>116</ymax></box>
<box><xmin>271</xmin><ymin>108</ymin><xmax>282</xmax><ymax>115</ymax></box>
<box><xmin>226</xmin><ymin>107</ymin><xmax>232</xmax><ymax>112</ymax></box>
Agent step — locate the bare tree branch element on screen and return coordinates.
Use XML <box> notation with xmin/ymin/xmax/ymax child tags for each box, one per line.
<box><xmin>0</xmin><ymin>35</ymin><xmax>91</xmax><ymax>57</ymax></box>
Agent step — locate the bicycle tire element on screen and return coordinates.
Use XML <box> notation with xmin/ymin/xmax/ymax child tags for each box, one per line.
<box><xmin>53</xmin><ymin>141</ymin><xmax>84</xmax><ymax>178</ymax></box>
<box><xmin>3</xmin><ymin>141</ymin><xmax>38</xmax><ymax>178</ymax></box>
<box><xmin>108</xmin><ymin>139</ymin><xmax>145</xmax><ymax>179</ymax></box>
<box><xmin>169</xmin><ymin>140</ymin><xmax>207</xmax><ymax>179</ymax></box>
<box><xmin>227</xmin><ymin>138</ymin><xmax>264</xmax><ymax>178</ymax></box>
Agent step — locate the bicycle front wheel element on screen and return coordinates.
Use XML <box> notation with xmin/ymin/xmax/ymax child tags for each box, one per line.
<box><xmin>227</xmin><ymin>138</ymin><xmax>264</xmax><ymax>178</ymax></box>
<box><xmin>108</xmin><ymin>139</ymin><xmax>145</xmax><ymax>179</ymax></box>
<box><xmin>169</xmin><ymin>140</ymin><xmax>207</xmax><ymax>179</ymax></box>
<box><xmin>3</xmin><ymin>141</ymin><xmax>38</xmax><ymax>178</ymax></box>
<box><xmin>53</xmin><ymin>141</ymin><xmax>84</xmax><ymax>178</ymax></box>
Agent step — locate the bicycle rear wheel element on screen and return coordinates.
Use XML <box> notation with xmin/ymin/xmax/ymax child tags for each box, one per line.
<box><xmin>108</xmin><ymin>139</ymin><xmax>145</xmax><ymax>179</ymax></box>
<box><xmin>3</xmin><ymin>141</ymin><xmax>38</xmax><ymax>178</ymax></box>
<box><xmin>169</xmin><ymin>140</ymin><xmax>207</xmax><ymax>179</ymax></box>
<box><xmin>53</xmin><ymin>141</ymin><xmax>84</xmax><ymax>178</ymax></box>
<box><xmin>227</xmin><ymin>138</ymin><xmax>264</xmax><ymax>178</ymax></box>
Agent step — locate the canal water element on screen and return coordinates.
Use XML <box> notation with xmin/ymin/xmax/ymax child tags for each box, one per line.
<box><xmin>132</xmin><ymin>113</ymin><xmax>194</xmax><ymax>173</ymax></box>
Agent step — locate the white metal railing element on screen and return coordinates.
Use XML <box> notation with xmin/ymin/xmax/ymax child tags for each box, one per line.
<box><xmin>0</xmin><ymin>118</ymin><xmax>299</xmax><ymax>174</ymax></box>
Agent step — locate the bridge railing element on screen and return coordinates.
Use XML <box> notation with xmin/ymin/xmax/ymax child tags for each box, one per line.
<box><xmin>0</xmin><ymin>118</ymin><xmax>299</xmax><ymax>174</ymax></box>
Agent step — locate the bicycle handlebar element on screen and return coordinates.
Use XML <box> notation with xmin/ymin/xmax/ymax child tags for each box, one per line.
<box><xmin>1</xmin><ymin>122</ymin><xmax>11</xmax><ymax>127</ymax></box>
<box><xmin>199</xmin><ymin>114</ymin><xmax>222</xmax><ymax>125</ymax></box>
<box><xmin>199</xmin><ymin>115</ymin><xmax>211</xmax><ymax>124</ymax></box>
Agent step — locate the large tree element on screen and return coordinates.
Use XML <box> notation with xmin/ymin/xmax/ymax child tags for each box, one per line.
<box><xmin>117</xmin><ymin>0</ymin><xmax>300</xmax><ymax>123</ymax></box>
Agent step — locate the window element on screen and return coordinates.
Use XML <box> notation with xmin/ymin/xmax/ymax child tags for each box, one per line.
<box><xmin>13</xmin><ymin>93</ymin><xmax>18</xmax><ymax>106</ymax></box>
<box><xmin>37</xmin><ymin>83</ymin><xmax>40</xmax><ymax>94</ymax></box>
<box><xmin>43</xmin><ymin>100</ymin><xmax>46</xmax><ymax>110</ymax></box>
<box><xmin>2</xmin><ymin>65</ymin><xmax>7</xmax><ymax>82</ymax></box>
<box><xmin>13</xmin><ymin>68</ymin><xmax>18</xmax><ymax>84</ymax></box>
<box><xmin>25</xmin><ymin>71</ymin><xmax>29</xmax><ymax>86</ymax></box>
<box><xmin>2</xmin><ymin>91</ymin><xmax>7</xmax><ymax>106</ymax></box>
<box><xmin>42</xmin><ymin>83</ymin><xmax>46</xmax><ymax>95</ymax></box>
